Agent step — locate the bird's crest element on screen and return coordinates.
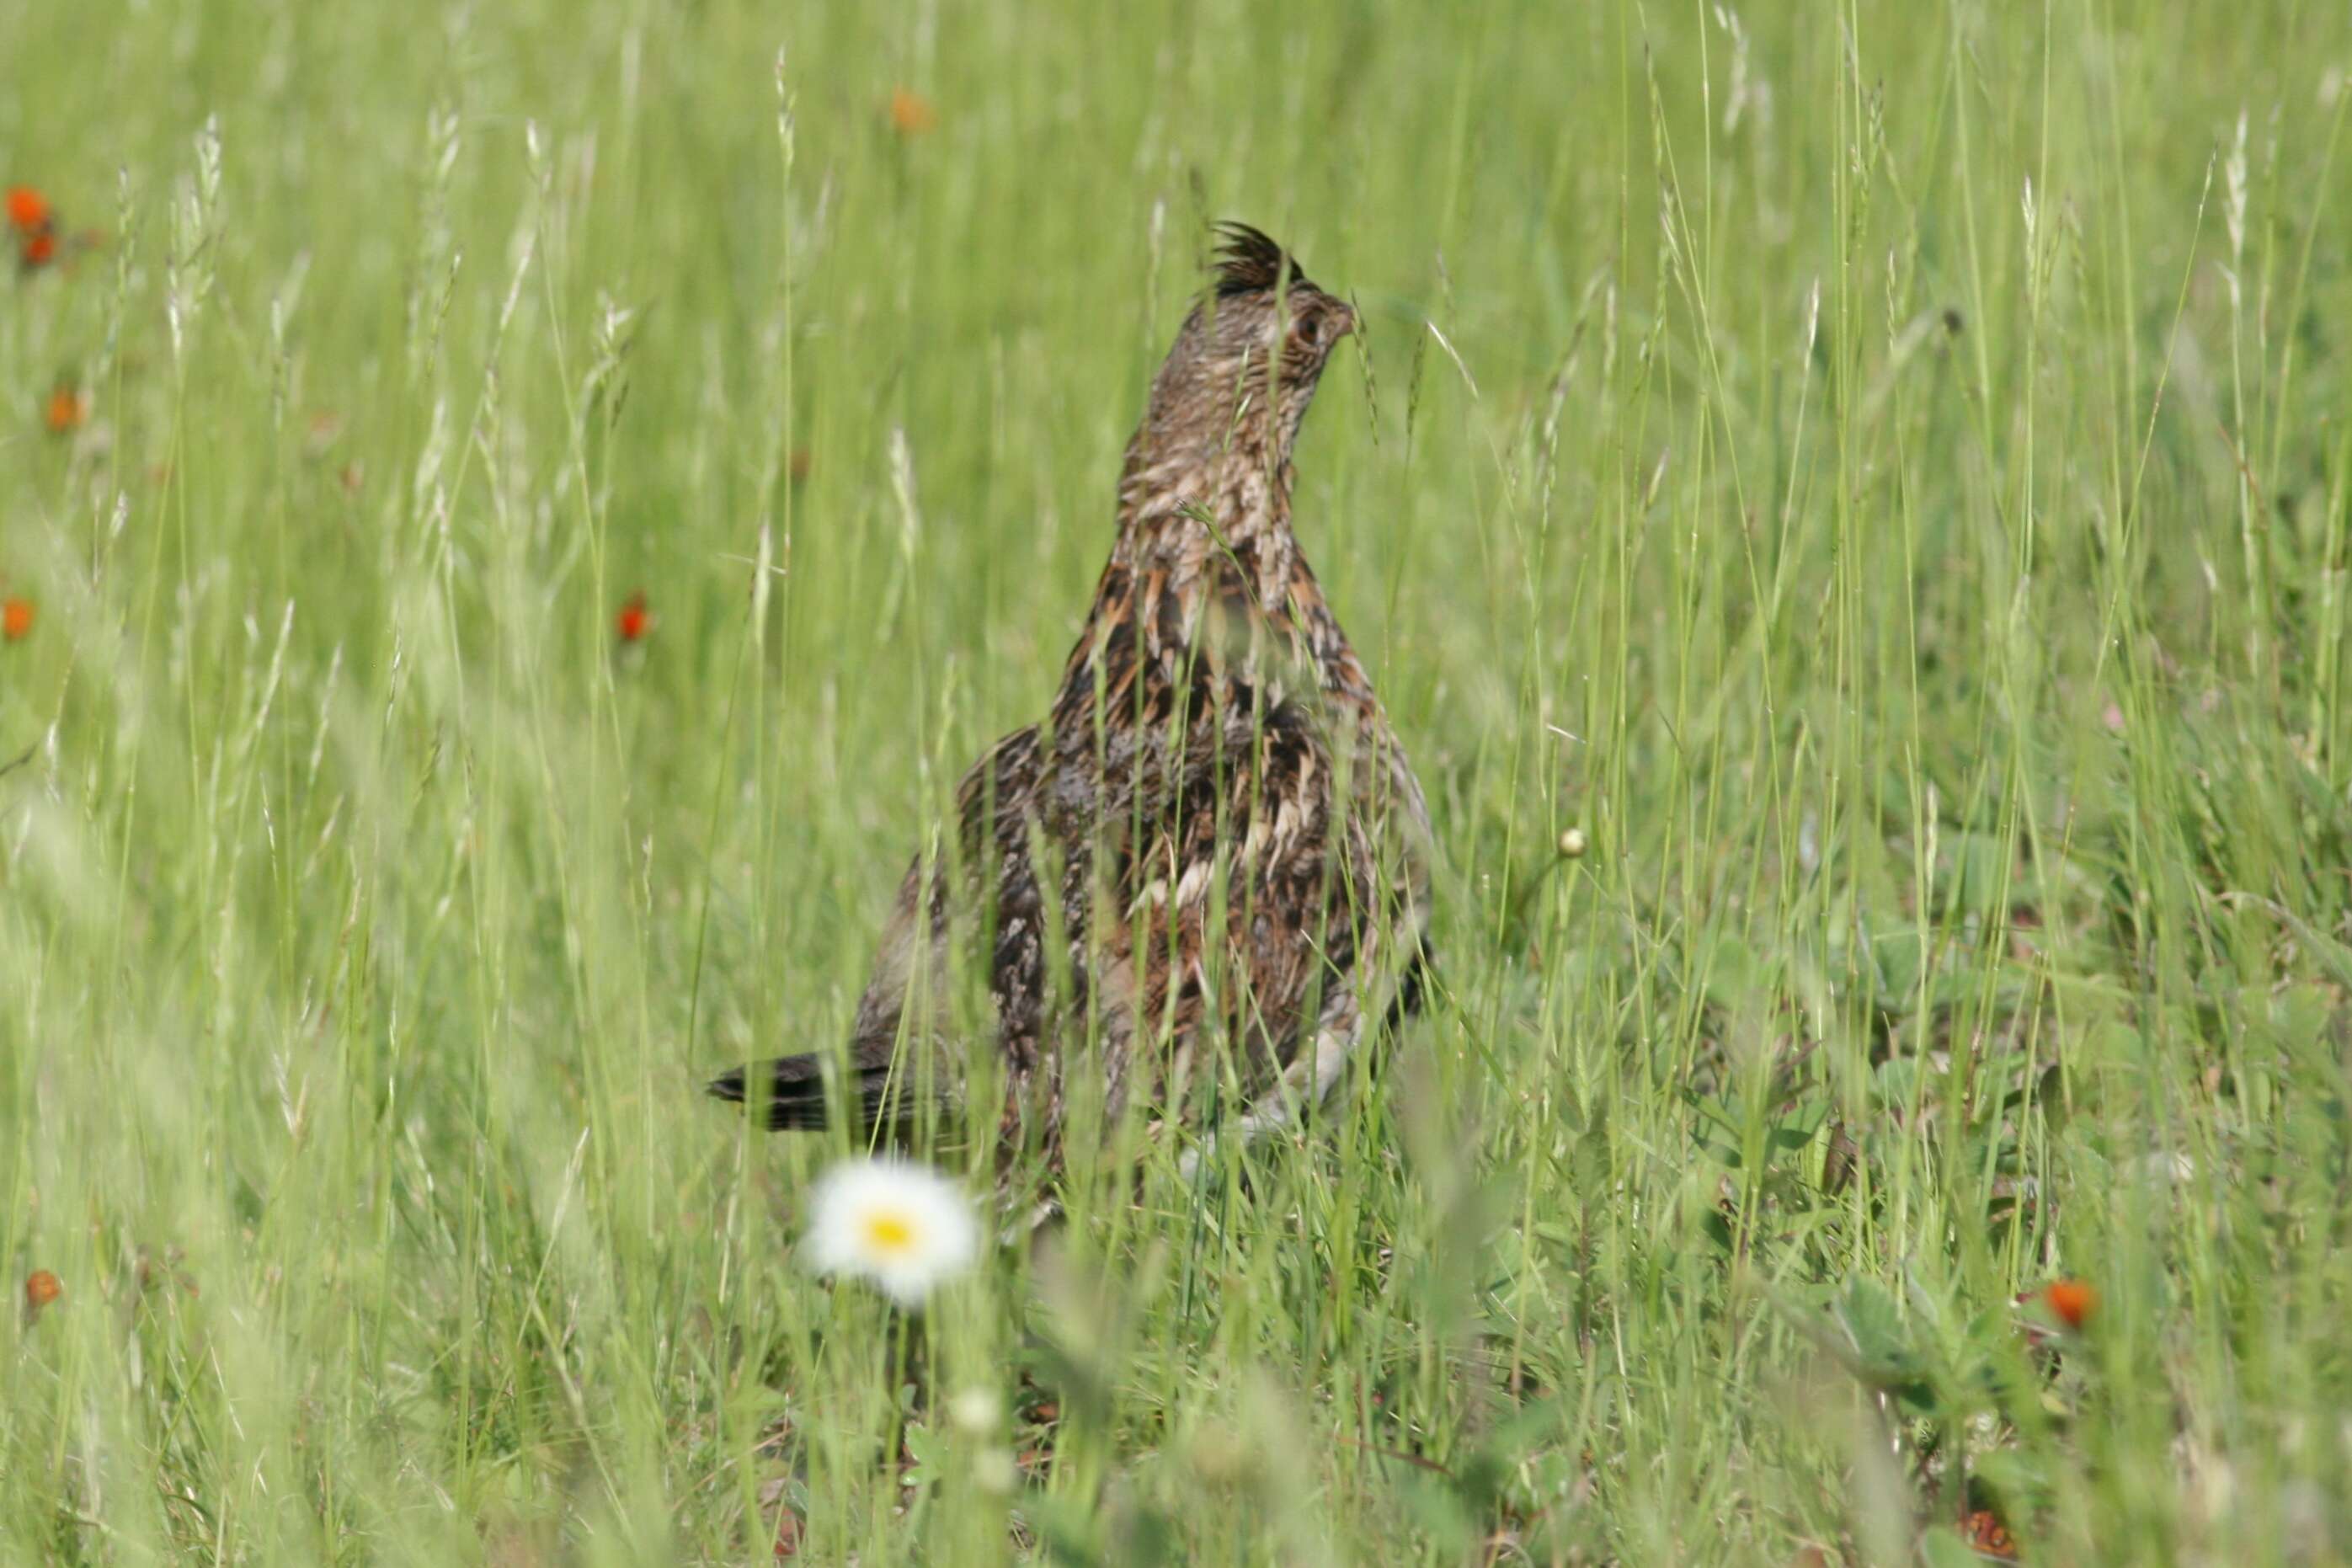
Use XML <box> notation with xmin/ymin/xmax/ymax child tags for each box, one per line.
<box><xmin>1213</xmin><ymin>221</ymin><xmax>1314</xmax><ymax>297</ymax></box>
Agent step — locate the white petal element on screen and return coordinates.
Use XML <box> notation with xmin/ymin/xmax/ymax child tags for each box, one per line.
<box><xmin>802</xmin><ymin>1156</ymin><xmax>979</xmax><ymax>1304</ymax></box>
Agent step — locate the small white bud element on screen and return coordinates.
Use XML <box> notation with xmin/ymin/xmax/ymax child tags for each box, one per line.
<box><xmin>948</xmin><ymin>1387</ymin><xmax>1000</xmax><ymax>1435</ymax></box>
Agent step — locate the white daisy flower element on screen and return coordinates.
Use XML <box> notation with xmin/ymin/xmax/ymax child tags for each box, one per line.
<box><xmin>803</xmin><ymin>1156</ymin><xmax>979</xmax><ymax>1304</ymax></box>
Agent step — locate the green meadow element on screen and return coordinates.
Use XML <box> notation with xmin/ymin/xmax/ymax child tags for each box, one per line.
<box><xmin>4</xmin><ymin>0</ymin><xmax>2351</xmax><ymax>1560</ymax></box>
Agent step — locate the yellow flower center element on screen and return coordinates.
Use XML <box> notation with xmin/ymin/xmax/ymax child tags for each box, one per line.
<box><xmin>862</xmin><ymin>1210</ymin><xmax>919</xmax><ymax>1256</ymax></box>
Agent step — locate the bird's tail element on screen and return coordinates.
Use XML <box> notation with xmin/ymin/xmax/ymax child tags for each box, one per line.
<box><xmin>707</xmin><ymin>1052</ymin><xmax>901</xmax><ymax>1133</ymax></box>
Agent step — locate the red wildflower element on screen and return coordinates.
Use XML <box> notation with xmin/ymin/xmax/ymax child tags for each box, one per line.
<box><xmin>2042</xmin><ymin>1277</ymin><xmax>2098</xmax><ymax>1331</ymax></box>
<box><xmin>2</xmin><ymin>598</ymin><xmax>33</xmax><ymax>641</ymax></box>
<box><xmin>24</xmin><ymin>1269</ymin><xmax>61</xmax><ymax>1313</ymax></box>
<box><xmin>616</xmin><ymin>591</ymin><xmax>652</xmax><ymax>643</ymax></box>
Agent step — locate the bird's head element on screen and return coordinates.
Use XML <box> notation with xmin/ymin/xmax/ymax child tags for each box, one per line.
<box><xmin>1139</xmin><ymin>223</ymin><xmax>1355</xmax><ymax>469</ymax></box>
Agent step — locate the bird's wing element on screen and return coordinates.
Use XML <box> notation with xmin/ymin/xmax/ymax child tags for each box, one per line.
<box><xmin>850</xmin><ymin>721</ymin><xmax>1048</xmax><ymax>1066</ymax></box>
<box><xmin>1080</xmin><ymin>678</ymin><xmax>1422</xmax><ymax>1130</ymax></box>
<box><xmin>776</xmin><ymin>659</ymin><xmax>1425</xmax><ymax>1149</ymax></box>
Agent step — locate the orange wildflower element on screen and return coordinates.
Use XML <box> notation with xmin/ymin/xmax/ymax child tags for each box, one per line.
<box><xmin>2042</xmin><ymin>1277</ymin><xmax>2098</xmax><ymax>1331</ymax></box>
<box><xmin>45</xmin><ymin>384</ymin><xmax>88</xmax><ymax>434</ymax></box>
<box><xmin>1962</xmin><ymin>1508</ymin><xmax>2019</xmax><ymax>1560</ymax></box>
<box><xmin>889</xmin><ymin>88</ymin><xmax>937</xmax><ymax>136</ymax></box>
<box><xmin>9</xmin><ymin>185</ymin><xmax>60</xmax><ymax>271</ymax></box>
<box><xmin>5</xmin><ymin>187</ymin><xmax>51</xmax><ymax>232</ymax></box>
<box><xmin>616</xmin><ymin>591</ymin><xmax>652</xmax><ymax>643</ymax></box>
<box><xmin>24</xmin><ymin>1269</ymin><xmax>61</xmax><ymax>1313</ymax></box>
<box><xmin>2</xmin><ymin>598</ymin><xmax>33</xmax><ymax>641</ymax></box>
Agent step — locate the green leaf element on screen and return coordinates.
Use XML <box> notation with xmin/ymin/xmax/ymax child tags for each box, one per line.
<box><xmin>1922</xmin><ymin>1524</ymin><xmax>2002</xmax><ymax>1567</ymax></box>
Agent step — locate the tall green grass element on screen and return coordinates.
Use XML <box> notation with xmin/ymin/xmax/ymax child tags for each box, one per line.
<box><xmin>3</xmin><ymin>0</ymin><xmax>2349</xmax><ymax>1560</ymax></box>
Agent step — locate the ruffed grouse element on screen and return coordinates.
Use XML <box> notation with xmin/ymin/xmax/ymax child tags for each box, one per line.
<box><xmin>713</xmin><ymin>224</ymin><xmax>1432</xmax><ymax>1187</ymax></box>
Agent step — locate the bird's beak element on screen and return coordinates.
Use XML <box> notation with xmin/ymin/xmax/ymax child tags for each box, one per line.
<box><xmin>1331</xmin><ymin>299</ymin><xmax>1359</xmax><ymax>341</ymax></box>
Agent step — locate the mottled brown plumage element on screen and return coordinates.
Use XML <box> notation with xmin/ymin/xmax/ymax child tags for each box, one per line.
<box><xmin>712</xmin><ymin>224</ymin><xmax>1432</xmax><ymax>1186</ymax></box>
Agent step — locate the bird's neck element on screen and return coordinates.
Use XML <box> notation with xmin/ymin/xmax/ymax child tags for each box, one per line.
<box><xmin>1051</xmin><ymin>424</ymin><xmax>1377</xmax><ymax>726</ymax></box>
<box><xmin>1109</xmin><ymin>429</ymin><xmax>1299</xmax><ymax>605</ymax></box>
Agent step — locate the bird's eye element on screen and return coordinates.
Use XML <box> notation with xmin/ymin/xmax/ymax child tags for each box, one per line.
<box><xmin>1293</xmin><ymin>313</ymin><xmax>1323</xmax><ymax>349</ymax></box>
